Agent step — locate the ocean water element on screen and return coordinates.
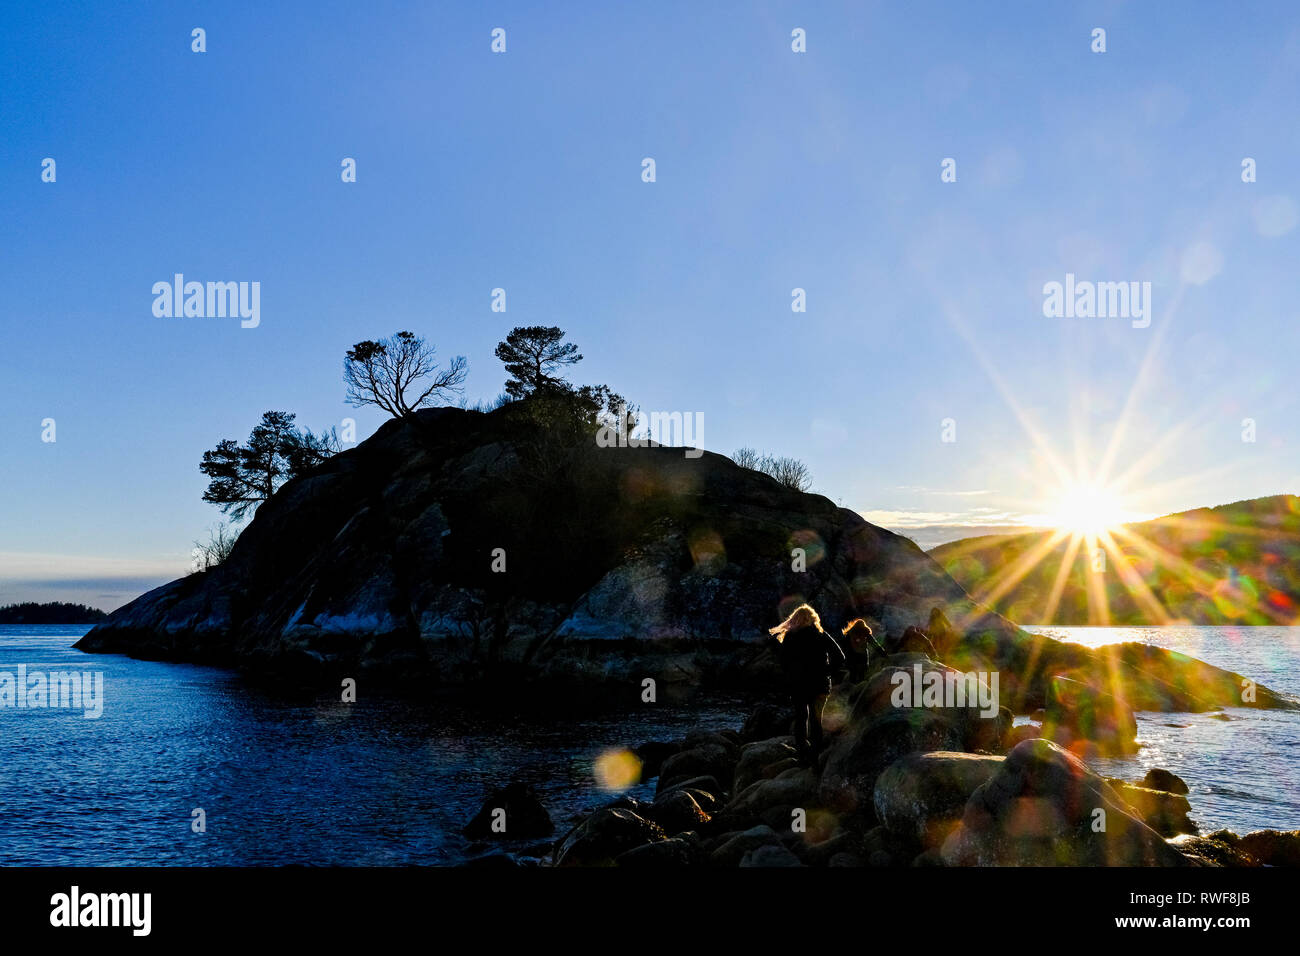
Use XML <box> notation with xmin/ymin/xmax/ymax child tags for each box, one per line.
<box><xmin>2</xmin><ymin>625</ymin><xmax>1296</xmax><ymax>865</ymax></box>
<box><xmin>0</xmin><ymin>626</ymin><xmax>746</xmax><ymax>866</ymax></box>
<box><xmin>1025</xmin><ymin>625</ymin><xmax>1300</xmax><ymax>836</ymax></box>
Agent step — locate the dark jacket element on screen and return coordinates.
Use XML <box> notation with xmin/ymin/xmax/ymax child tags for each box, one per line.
<box><xmin>778</xmin><ymin>625</ymin><xmax>846</xmax><ymax>697</ymax></box>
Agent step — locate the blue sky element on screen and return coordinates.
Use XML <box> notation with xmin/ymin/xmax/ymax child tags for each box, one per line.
<box><xmin>4</xmin><ymin>1</ymin><xmax>1300</xmax><ymax>609</ymax></box>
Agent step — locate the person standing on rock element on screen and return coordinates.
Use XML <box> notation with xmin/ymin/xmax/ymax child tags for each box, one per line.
<box><xmin>768</xmin><ymin>604</ymin><xmax>846</xmax><ymax>766</ymax></box>
<box><xmin>840</xmin><ymin>618</ymin><xmax>884</xmax><ymax>683</ymax></box>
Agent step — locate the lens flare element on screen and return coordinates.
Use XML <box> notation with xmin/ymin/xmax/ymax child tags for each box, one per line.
<box><xmin>593</xmin><ymin>749</ymin><xmax>643</xmax><ymax>792</ymax></box>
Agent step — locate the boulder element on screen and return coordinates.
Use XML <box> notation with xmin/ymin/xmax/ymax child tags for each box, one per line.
<box><xmin>719</xmin><ymin>767</ymin><xmax>819</xmax><ymax>830</ymax></box>
<box><xmin>739</xmin><ymin>844</ymin><xmax>803</xmax><ymax>867</ymax></box>
<box><xmin>657</xmin><ymin>743</ymin><xmax>738</xmax><ymax>795</ymax></box>
<box><xmin>462</xmin><ymin>781</ymin><xmax>553</xmax><ymax>840</ymax></box>
<box><xmin>1239</xmin><ymin>829</ymin><xmax>1300</xmax><ymax>867</ymax></box>
<box><xmin>940</xmin><ymin>739</ymin><xmax>1191</xmax><ymax>866</ymax></box>
<box><xmin>1042</xmin><ymin>675</ymin><xmax>1138</xmax><ymax>756</ymax></box>
<box><xmin>648</xmin><ymin>789</ymin><xmax>711</xmax><ymax>833</ymax></box>
<box><xmin>874</xmin><ymin>752</ymin><xmax>1004</xmax><ymax>849</ymax></box>
<box><xmin>633</xmin><ymin>741</ymin><xmax>680</xmax><ymax>781</ymax></box>
<box><xmin>733</xmin><ymin>736</ymin><xmax>797</xmax><ymax>793</ymax></box>
<box><xmin>1140</xmin><ymin>767</ymin><xmax>1189</xmax><ymax>795</ymax></box>
<box><xmin>859</xmin><ymin>825</ymin><xmax>915</xmax><ymax>867</ymax></box>
<box><xmin>820</xmin><ymin>659</ymin><xmax>1004</xmax><ymax>813</ymax></box>
<box><xmin>1169</xmin><ymin>830</ymin><xmax>1260</xmax><ymax>867</ymax></box>
<box><xmin>683</xmin><ymin>730</ymin><xmax>740</xmax><ymax>753</ymax></box>
<box><xmin>1107</xmin><ymin>780</ymin><xmax>1197</xmax><ymax>836</ymax></box>
<box><xmin>1005</xmin><ymin>723</ymin><xmax>1042</xmax><ymax>750</ymax></box>
<box><xmin>655</xmin><ymin>776</ymin><xmax>725</xmax><ymax>813</ymax></box>
<box><xmin>742</xmin><ymin>702</ymin><xmax>795</xmax><ymax>742</ymax></box>
<box><xmin>790</xmin><ymin>829</ymin><xmax>855</xmax><ymax>867</ymax></box>
<box><xmin>616</xmin><ymin>835</ymin><xmax>699</xmax><ymax>867</ymax></box>
<box><xmin>552</xmin><ymin>808</ymin><xmax>666</xmax><ymax>867</ymax></box>
<box><xmin>710</xmin><ymin>824</ymin><xmax>784</xmax><ymax>866</ymax></box>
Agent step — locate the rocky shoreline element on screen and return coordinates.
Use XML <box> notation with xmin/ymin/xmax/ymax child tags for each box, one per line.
<box><xmin>461</xmin><ymin>649</ymin><xmax>1300</xmax><ymax>868</ymax></box>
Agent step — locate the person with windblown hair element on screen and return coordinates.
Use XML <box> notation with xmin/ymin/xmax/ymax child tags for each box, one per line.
<box><xmin>768</xmin><ymin>604</ymin><xmax>846</xmax><ymax>766</ymax></box>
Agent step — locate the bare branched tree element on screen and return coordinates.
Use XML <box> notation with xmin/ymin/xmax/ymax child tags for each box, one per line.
<box><xmin>191</xmin><ymin>522</ymin><xmax>240</xmax><ymax>572</ymax></box>
<box><xmin>766</xmin><ymin>456</ymin><xmax>812</xmax><ymax>492</ymax></box>
<box><xmin>344</xmin><ymin>331</ymin><xmax>468</xmax><ymax>419</ymax></box>
<box><xmin>732</xmin><ymin>447</ymin><xmax>812</xmax><ymax>492</ymax></box>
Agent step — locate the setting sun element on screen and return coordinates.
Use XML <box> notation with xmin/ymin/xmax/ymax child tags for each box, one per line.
<box><xmin>1049</xmin><ymin>483</ymin><xmax>1132</xmax><ymax>536</ymax></box>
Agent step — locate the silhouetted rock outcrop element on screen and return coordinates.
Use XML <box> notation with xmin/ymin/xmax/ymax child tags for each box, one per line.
<box><xmin>77</xmin><ymin>404</ymin><xmax>1297</xmax><ymax>715</ymax></box>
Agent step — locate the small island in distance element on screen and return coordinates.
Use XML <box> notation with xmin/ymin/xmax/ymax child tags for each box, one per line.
<box><xmin>0</xmin><ymin>602</ymin><xmax>109</xmax><ymax>625</ymax></box>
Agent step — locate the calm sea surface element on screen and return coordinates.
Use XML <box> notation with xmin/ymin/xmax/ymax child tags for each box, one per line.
<box><xmin>0</xmin><ymin>626</ymin><xmax>745</xmax><ymax>865</ymax></box>
<box><xmin>1</xmin><ymin>624</ymin><xmax>1296</xmax><ymax>864</ymax></box>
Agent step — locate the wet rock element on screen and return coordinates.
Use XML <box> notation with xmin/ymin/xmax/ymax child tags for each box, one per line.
<box><xmin>1169</xmin><ymin>830</ymin><xmax>1260</xmax><ymax>867</ymax></box>
<box><xmin>941</xmin><ymin>739</ymin><xmax>1191</xmax><ymax>866</ymax></box>
<box><xmin>462</xmin><ymin>781</ymin><xmax>554</xmax><ymax>840</ymax></box>
<box><xmin>616</xmin><ymin>835</ymin><xmax>700</xmax><ymax>867</ymax></box>
<box><xmin>553</xmin><ymin>807</ymin><xmax>666</xmax><ymax>867</ymax></box>
<box><xmin>1239</xmin><ymin>829</ymin><xmax>1300</xmax><ymax>867</ymax></box>
<box><xmin>648</xmin><ymin>789</ymin><xmax>711</xmax><ymax>833</ymax></box>
<box><xmin>656</xmin><ymin>775</ymin><xmax>725</xmax><ymax>811</ymax></box>
<box><xmin>1140</xmin><ymin>767</ymin><xmax>1189</xmax><ymax>795</ymax></box>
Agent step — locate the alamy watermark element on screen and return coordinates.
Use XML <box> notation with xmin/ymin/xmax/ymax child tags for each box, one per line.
<box><xmin>152</xmin><ymin>274</ymin><xmax>260</xmax><ymax>328</ymax></box>
<box><xmin>890</xmin><ymin>662</ymin><xmax>1000</xmax><ymax>718</ymax></box>
<box><xmin>1042</xmin><ymin>273</ymin><xmax>1151</xmax><ymax>328</ymax></box>
<box><xmin>596</xmin><ymin>404</ymin><xmax>704</xmax><ymax>458</ymax></box>
<box><xmin>0</xmin><ymin>665</ymin><xmax>104</xmax><ymax>719</ymax></box>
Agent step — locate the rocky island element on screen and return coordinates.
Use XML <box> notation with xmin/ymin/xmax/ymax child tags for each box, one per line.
<box><xmin>77</xmin><ymin>401</ymin><xmax>1300</xmax><ymax>866</ymax></box>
